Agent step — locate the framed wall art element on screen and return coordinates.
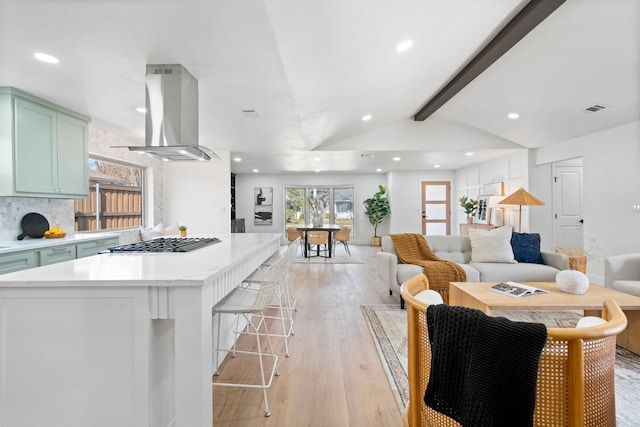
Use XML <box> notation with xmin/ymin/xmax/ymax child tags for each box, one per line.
<box><xmin>475</xmin><ymin>195</ymin><xmax>491</xmax><ymax>224</ymax></box>
<box><xmin>254</xmin><ymin>206</ymin><xmax>273</xmax><ymax>225</ymax></box>
<box><xmin>254</xmin><ymin>187</ymin><xmax>273</xmax><ymax>206</ymax></box>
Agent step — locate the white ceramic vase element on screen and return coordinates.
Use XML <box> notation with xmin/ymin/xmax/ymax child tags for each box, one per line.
<box><xmin>556</xmin><ymin>269</ymin><xmax>589</xmax><ymax>295</ymax></box>
<box><xmin>311</xmin><ymin>212</ymin><xmax>323</xmax><ymax>227</ymax></box>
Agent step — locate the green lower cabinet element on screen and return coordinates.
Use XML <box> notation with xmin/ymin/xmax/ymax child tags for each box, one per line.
<box><xmin>76</xmin><ymin>237</ymin><xmax>119</xmax><ymax>258</ymax></box>
<box><xmin>0</xmin><ymin>236</ymin><xmax>119</xmax><ymax>274</ymax></box>
<box><xmin>0</xmin><ymin>251</ymin><xmax>38</xmax><ymax>274</ymax></box>
<box><xmin>39</xmin><ymin>245</ymin><xmax>77</xmax><ymax>266</ymax></box>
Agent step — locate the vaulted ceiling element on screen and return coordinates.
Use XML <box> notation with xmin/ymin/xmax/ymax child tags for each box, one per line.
<box><xmin>1</xmin><ymin>0</ymin><xmax>638</xmax><ymax>174</ymax></box>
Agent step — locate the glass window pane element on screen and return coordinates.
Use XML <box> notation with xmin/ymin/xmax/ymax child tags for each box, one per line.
<box><xmin>426</xmin><ymin>223</ymin><xmax>447</xmax><ymax>236</ymax></box>
<box><xmin>285</xmin><ymin>188</ymin><xmax>305</xmax><ymax>227</ymax></box>
<box><xmin>425</xmin><ymin>184</ymin><xmax>447</xmax><ymax>200</ymax></box>
<box><xmin>286</xmin><ymin>186</ymin><xmax>354</xmax><ymax>236</ymax></box>
<box><xmin>425</xmin><ymin>204</ymin><xmax>446</xmax><ymax>220</ymax></box>
<box><xmin>333</xmin><ymin>188</ymin><xmax>353</xmax><ymax>235</ymax></box>
<box><xmin>74</xmin><ymin>158</ymin><xmax>144</xmax><ymax>231</ymax></box>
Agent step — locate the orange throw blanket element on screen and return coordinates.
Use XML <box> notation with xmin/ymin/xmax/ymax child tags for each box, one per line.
<box><xmin>390</xmin><ymin>233</ymin><xmax>466</xmax><ymax>303</ymax></box>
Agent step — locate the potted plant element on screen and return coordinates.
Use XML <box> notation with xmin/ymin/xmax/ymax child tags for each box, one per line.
<box><xmin>178</xmin><ymin>225</ymin><xmax>187</xmax><ymax>237</ymax></box>
<box><xmin>363</xmin><ymin>185</ymin><xmax>391</xmax><ymax>246</ymax></box>
<box><xmin>459</xmin><ymin>196</ymin><xmax>478</xmax><ymax>223</ymax></box>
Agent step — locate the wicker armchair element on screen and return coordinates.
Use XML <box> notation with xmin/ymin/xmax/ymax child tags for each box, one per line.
<box><xmin>400</xmin><ymin>274</ymin><xmax>628</xmax><ymax>427</ymax></box>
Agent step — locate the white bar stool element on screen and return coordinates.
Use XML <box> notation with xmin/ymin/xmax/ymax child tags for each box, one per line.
<box><xmin>212</xmin><ymin>282</ymin><xmax>280</xmax><ymax>417</ymax></box>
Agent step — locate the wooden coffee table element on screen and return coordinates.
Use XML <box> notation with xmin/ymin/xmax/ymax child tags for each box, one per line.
<box><xmin>449</xmin><ymin>281</ymin><xmax>640</xmax><ymax>355</ymax></box>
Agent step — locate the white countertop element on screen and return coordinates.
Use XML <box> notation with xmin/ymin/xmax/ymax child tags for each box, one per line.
<box><xmin>0</xmin><ymin>233</ymin><xmax>281</xmax><ymax>287</ymax></box>
<box><xmin>0</xmin><ymin>232</ymin><xmax>119</xmax><ymax>254</ymax></box>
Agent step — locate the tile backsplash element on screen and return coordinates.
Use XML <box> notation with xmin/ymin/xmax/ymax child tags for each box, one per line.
<box><xmin>0</xmin><ymin>197</ymin><xmax>74</xmax><ymax>241</ymax></box>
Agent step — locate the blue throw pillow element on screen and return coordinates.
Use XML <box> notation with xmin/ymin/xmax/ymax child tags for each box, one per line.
<box><xmin>510</xmin><ymin>233</ymin><xmax>544</xmax><ymax>264</ymax></box>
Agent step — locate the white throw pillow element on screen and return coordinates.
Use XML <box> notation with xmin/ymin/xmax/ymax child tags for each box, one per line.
<box><xmin>163</xmin><ymin>225</ymin><xmax>179</xmax><ymax>236</ymax></box>
<box><xmin>140</xmin><ymin>223</ymin><xmax>164</xmax><ymax>240</ymax></box>
<box><xmin>468</xmin><ymin>225</ymin><xmax>515</xmax><ymax>263</ymax></box>
<box><xmin>414</xmin><ymin>290</ymin><xmax>444</xmax><ymax>305</ymax></box>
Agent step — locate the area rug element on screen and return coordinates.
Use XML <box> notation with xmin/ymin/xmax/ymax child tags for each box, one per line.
<box><xmin>362</xmin><ymin>304</ymin><xmax>640</xmax><ymax>424</ymax></box>
<box><xmin>291</xmin><ymin>254</ymin><xmax>363</xmax><ymax>264</ymax></box>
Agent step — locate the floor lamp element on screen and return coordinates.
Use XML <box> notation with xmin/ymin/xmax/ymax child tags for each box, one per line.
<box><xmin>498</xmin><ymin>188</ymin><xmax>544</xmax><ymax>232</ymax></box>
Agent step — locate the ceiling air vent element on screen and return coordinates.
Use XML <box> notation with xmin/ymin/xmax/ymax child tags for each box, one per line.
<box><xmin>242</xmin><ymin>109</ymin><xmax>259</xmax><ymax>119</ymax></box>
<box><xmin>583</xmin><ymin>104</ymin><xmax>607</xmax><ymax>113</ymax></box>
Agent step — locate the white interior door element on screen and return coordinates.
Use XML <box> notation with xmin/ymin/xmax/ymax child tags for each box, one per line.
<box><xmin>553</xmin><ymin>163</ymin><xmax>584</xmax><ymax>249</ymax></box>
<box><xmin>422</xmin><ymin>181</ymin><xmax>450</xmax><ymax>235</ymax></box>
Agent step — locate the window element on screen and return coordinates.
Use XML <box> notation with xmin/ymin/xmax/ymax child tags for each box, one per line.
<box><xmin>285</xmin><ymin>186</ymin><xmax>354</xmax><ymax>235</ymax></box>
<box><xmin>74</xmin><ymin>158</ymin><xmax>145</xmax><ymax>231</ymax></box>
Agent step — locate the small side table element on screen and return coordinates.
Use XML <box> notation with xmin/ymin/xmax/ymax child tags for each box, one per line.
<box><xmin>459</xmin><ymin>223</ymin><xmax>497</xmax><ymax>235</ymax></box>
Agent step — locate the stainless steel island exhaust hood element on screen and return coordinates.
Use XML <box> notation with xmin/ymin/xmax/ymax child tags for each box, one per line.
<box><xmin>123</xmin><ymin>64</ymin><xmax>220</xmax><ymax>162</ymax></box>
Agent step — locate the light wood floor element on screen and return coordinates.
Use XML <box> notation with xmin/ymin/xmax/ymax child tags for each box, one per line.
<box><xmin>212</xmin><ymin>244</ymin><xmax>403</xmax><ymax>426</ymax></box>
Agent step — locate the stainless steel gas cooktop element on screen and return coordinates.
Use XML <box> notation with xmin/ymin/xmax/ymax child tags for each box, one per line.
<box><xmin>108</xmin><ymin>237</ymin><xmax>221</xmax><ymax>253</ymax></box>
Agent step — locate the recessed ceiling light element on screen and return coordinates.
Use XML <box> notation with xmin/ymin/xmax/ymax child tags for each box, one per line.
<box><xmin>396</xmin><ymin>39</ymin><xmax>413</xmax><ymax>52</ymax></box>
<box><xmin>162</xmin><ymin>158</ymin><xmax>170</xmax><ymax>162</ymax></box>
<box><xmin>252</xmin><ymin>169</ymin><xmax>259</xmax><ymax>173</ymax></box>
<box><xmin>376</xmin><ymin>168</ymin><xmax>382</xmax><ymax>172</ymax></box>
<box><xmin>233</xmin><ymin>157</ymin><xmax>242</xmax><ymax>162</ymax></box>
<box><xmin>315</xmin><ymin>169</ymin><xmax>321</xmax><ymax>173</ymax></box>
<box><xmin>393</xmin><ymin>157</ymin><xmax>401</xmax><ymax>161</ymax></box>
<box><xmin>507</xmin><ymin>112</ymin><xmax>520</xmax><ymax>119</ymax></box>
<box><xmin>313</xmin><ymin>157</ymin><xmax>320</xmax><ymax>161</ymax></box>
<box><xmin>362</xmin><ymin>114</ymin><xmax>372</xmax><ymax>121</ymax></box>
<box><xmin>136</xmin><ymin>107</ymin><xmax>147</xmax><ymax>114</ymax></box>
<box><xmin>434</xmin><ymin>164</ymin><xmax>441</xmax><ymax>168</ymax></box>
<box><xmin>465</xmin><ymin>152</ymin><xmax>474</xmax><ymax>156</ymax></box>
<box><xmin>33</xmin><ymin>52</ymin><xmax>59</xmax><ymax>64</ymax></box>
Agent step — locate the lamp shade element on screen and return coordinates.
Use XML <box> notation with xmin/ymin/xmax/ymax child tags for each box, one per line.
<box><xmin>498</xmin><ymin>188</ymin><xmax>544</xmax><ymax>232</ymax></box>
<box><xmin>499</xmin><ymin>188</ymin><xmax>544</xmax><ymax>206</ymax></box>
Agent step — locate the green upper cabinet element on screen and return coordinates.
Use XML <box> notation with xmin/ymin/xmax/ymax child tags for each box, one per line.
<box><xmin>0</xmin><ymin>87</ymin><xmax>90</xmax><ymax>198</ymax></box>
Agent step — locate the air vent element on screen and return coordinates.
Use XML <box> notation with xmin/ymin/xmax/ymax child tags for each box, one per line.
<box><xmin>583</xmin><ymin>104</ymin><xmax>607</xmax><ymax>113</ymax></box>
<box><xmin>360</xmin><ymin>153</ymin><xmax>376</xmax><ymax>158</ymax></box>
<box><xmin>242</xmin><ymin>109</ymin><xmax>259</xmax><ymax>119</ymax></box>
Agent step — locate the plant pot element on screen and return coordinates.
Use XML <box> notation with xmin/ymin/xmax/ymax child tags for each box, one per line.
<box><xmin>180</xmin><ymin>230</ymin><xmax>187</xmax><ymax>237</ymax></box>
<box><xmin>466</xmin><ymin>217</ymin><xmax>474</xmax><ymax>224</ymax></box>
<box><xmin>371</xmin><ymin>236</ymin><xmax>382</xmax><ymax>246</ymax></box>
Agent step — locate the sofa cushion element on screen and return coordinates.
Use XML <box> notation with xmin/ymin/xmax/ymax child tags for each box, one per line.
<box><xmin>611</xmin><ymin>280</ymin><xmax>640</xmax><ymax>297</ymax></box>
<box><xmin>426</xmin><ymin>235</ymin><xmax>472</xmax><ymax>264</ymax></box>
<box><xmin>470</xmin><ymin>262</ymin><xmax>559</xmax><ymax>282</ymax></box>
<box><xmin>511</xmin><ymin>232</ymin><xmax>544</xmax><ymax>264</ymax></box>
<box><xmin>468</xmin><ymin>225</ymin><xmax>515</xmax><ymax>263</ymax></box>
<box><xmin>397</xmin><ymin>263</ymin><xmax>480</xmax><ymax>285</ymax></box>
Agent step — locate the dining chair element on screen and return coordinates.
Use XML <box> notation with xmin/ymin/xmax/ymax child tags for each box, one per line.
<box><xmin>286</xmin><ymin>228</ymin><xmax>304</xmax><ymax>256</ymax></box>
<box><xmin>306</xmin><ymin>231</ymin><xmax>329</xmax><ymax>259</ymax></box>
<box><xmin>332</xmin><ymin>227</ymin><xmax>351</xmax><ymax>256</ymax></box>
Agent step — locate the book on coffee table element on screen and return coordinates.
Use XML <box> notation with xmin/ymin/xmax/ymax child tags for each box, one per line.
<box><xmin>490</xmin><ymin>281</ymin><xmax>549</xmax><ymax>297</ymax></box>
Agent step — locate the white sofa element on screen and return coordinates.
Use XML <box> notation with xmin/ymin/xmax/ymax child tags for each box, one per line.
<box><xmin>377</xmin><ymin>235</ymin><xmax>569</xmax><ymax>304</ymax></box>
<box><xmin>604</xmin><ymin>253</ymin><xmax>640</xmax><ymax>297</ymax></box>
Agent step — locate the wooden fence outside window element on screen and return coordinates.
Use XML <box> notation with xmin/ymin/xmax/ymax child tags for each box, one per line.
<box><xmin>75</xmin><ymin>181</ymin><xmax>143</xmax><ymax>231</ymax></box>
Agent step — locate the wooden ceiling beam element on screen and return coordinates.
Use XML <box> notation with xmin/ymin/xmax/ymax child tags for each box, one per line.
<box><xmin>414</xmin><ymin>0</ymin><xmax>566</xmax><ymax>121</ymax></box>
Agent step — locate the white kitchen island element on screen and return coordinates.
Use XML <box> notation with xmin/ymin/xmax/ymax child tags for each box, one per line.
<box><xmin>0</xmin><ymin>232</ymin><xmax>281</xmax><ymax>427</ymax></box>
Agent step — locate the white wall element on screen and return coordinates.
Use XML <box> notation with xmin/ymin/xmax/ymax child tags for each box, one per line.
<box><xmin>454</xmin><ymin>150</ymin><xmax>530</xmax><ymax>234</ymax></box>
<box><xmin>162</xmin><ymin>151</ymin><xmax>231</xmax><ymax>237</ymax></box>
<box><xmin>531</xmin><ymin>120</ymin><xmax>640</xmax><ymax>282</ymax></box>
<box><xmin>387</xmin><ymin>170</ymin><xmax>455</xmax><ymax>233</ymax></box>
<box><xmin>235</xmin><ymin>173</ymin><xmax>386</xmax><ymax>244</ymax></box>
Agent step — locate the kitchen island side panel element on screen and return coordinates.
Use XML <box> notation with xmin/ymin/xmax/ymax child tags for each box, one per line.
<box><xmin>0</xmin><ymin>233</ymin><xmax>281</xmax><ymax>427</ymax></box>
<box><xmin>0</xmin><ymin>287</ymin><xmax>151</xmax><ymax>427</ymax></box>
